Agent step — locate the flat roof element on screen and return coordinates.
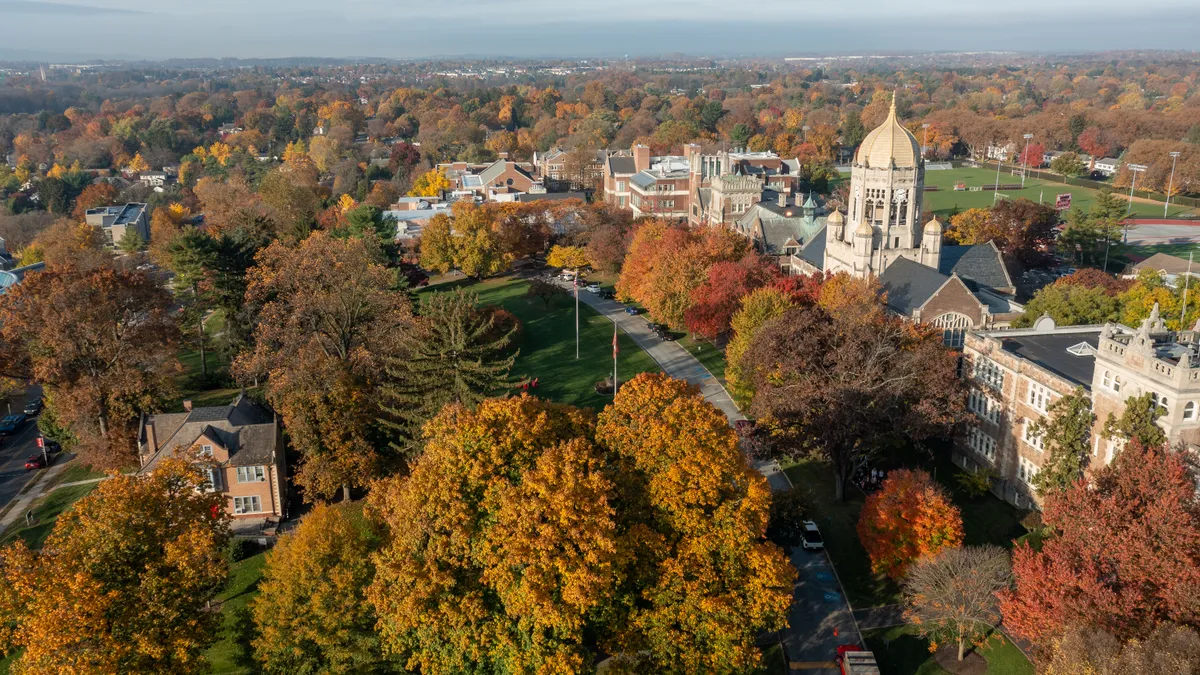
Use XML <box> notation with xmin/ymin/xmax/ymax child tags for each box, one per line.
<box><xmin>999</xmin><ymin>330</ymin><xmax>1102</xmax><ymax>389</ymax></box>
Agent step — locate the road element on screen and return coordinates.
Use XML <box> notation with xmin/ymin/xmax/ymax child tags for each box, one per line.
<box><xmin>0</xmin><ymin>385</ymin><xmax>45</xmax><ymax>510</ymax></box>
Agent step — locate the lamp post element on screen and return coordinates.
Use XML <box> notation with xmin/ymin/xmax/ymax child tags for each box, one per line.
<box><xmin>1020</xmin><ymin>133</ymin><xmax>1034</xmax><ymax>188</ymax></box>
<box><xmin>1166</xmin><ymin>151</ymin><xmax>1182</xmax><ymax>217</ymax></box>
<box><xmin>921</xmin><ymin>123</ymin><xmax>930</xmax><ymax>159</ymax></box>
<box><xmin>1124</xmin><ymin>163</ymin><xmax>1147</xmax><ymax>243</ymax></box>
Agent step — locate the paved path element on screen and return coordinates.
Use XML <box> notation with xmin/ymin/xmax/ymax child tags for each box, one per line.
<box><xmin>560</xmin><ymin>281</ymin><xmax>791</xmax><ymax>492</ymax></box>
<box><xmin>785</xmin><ymin>548</ymin><xmax>863</xmax><ymax>674</ymax></box>
<box><xmin>0</xmin><ymin>460</ymin><xmax>71</xmax><ymax>533</ymax></box>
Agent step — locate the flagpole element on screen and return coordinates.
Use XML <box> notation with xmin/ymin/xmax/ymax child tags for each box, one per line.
<box><xmin>613</xmin><ymin>323</ymin><xmax>619</xmax><ymax>396</ymax></box>
<box><xmin>574</xmin><ymin>275</ymin><xmax>580</xmax><ymax>360</ymax></box>
<box><xmin>1182</xmin><ymin>253</ymin><xmax>1193</xmax><ymax>328</ymax></box>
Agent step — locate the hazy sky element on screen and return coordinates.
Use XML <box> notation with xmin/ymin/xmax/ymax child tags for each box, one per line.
<box><xmin>2</xmin><ymin>0</ymin><xmax>1200</xmax><ymax>60</ymax></box>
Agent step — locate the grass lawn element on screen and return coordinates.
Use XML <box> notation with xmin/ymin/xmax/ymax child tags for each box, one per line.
<box><xmin>757</xmin><ymin>643</ymin><xmax>786</xmax><ymax>674</ymax></box>
<box><xmin>922</xmin><ymin>167</ymin><xmax>1197</xmax><ymax>219</ymax></box>
<box><xmin>206</xmin><ymin>552</ymin><xmax>267</xmax><ymax>675</ymax></box>
<box><xmin>680</xmin><ymin>334</ymin><xmax>728</xmax><ymax>383</ymax></box>
<box><xmin>785</xmin><ymin>455</ymin><xmax>1028</xmax><ymax>609</ymax></box>
<box><xmin>865</xmin><ymin>625</ymin><xmax>1033</xmax><ymax>675</ymax></box>
<box><xmin>421</xmin><ymin>276</ymin><xmax>661</xmax><ymax>410</ymax></box>
<box><xmin>0</xmin><ymin>481</ymin><xmax>100</xmax><ymax>549</ymax></box>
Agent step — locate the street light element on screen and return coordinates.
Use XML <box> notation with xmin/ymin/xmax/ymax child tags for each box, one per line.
<box><xmin>1166</xmin><ymin>151</ymin><xmax>1182</xmax><ymax>217</ymax></box>
<box><xmin>1020</xmin><ymin>133</ymin><xmax>1034</xmax><ymax>188</ymax></box>
<box><xmin>921</xmin><ymin>123</ymin><xmax>930</xmax><ymax>159</ymax></box>
<box><xmin>1124</xmin><ymin>163</ymin><xmax>1148</xmax><ymax>243</ymax></box>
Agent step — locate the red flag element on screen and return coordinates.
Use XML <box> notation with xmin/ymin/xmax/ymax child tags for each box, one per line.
<box><xmin>613</xmin><ymin>325</ymin><xmax>619</xmax><ymax>358</ymax></box>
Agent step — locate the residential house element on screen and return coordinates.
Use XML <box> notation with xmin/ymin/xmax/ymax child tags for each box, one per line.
<box><xmin>138</xmin><ymin>394</ymin><xmax>287</xmax><ymax>526</ymax></box>
<box><xmin>1130</xmin><ymin>252</ymin><xmax>1199</xmax><ymax>287</ymax></box>
<box><xmin>84</xmin><ymin>202</ymin><xmax>149</xmax><ymax>247</ymax></box>
<box><xmin>1093</xmin><ymin>157</ymin><xmax>1120</xmax><ymax>176</ymax></box>
<box><xmin>139</xmin><ymin>171</ymin><xmax>169</xmax><ymax>189</ymax></box>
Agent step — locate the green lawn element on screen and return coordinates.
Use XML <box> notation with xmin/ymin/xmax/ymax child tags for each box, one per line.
<box><xmin>865</xmin><ymin>625</ymin><xmax>1033</xmax><ymax>675</ymax></box>
<box><xmin>206</xmin><ymin>552</ymin><xmax>267</xmax><ymax>675</ymax></box>
<box><xmin>421</xmin><ymin>276</ymin><xmax>661</xmax><ymax>410</ymax></box>
<box><xmin>785</xmin><ymin>455</ymin><xmax>1027</xmax><ymax>609</ymax></box>
<box><xmin>922</xmin><ymin>167</ymin><xmax>1197</xmax><ymax>219</ymax></box>
<box><xmin>680</xmin><ymin>335</ymin><xmax>728</xmax><ymax>383</ymax></box>
<box><xmin>0</xmin><ymin>482</ymin><xmax>100</xmax><ymax>549</ymax></box>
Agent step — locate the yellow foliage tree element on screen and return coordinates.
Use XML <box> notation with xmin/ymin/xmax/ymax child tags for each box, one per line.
<box><xmin>547</xmin><ymin>244</ymin><xmax>589</xmax><ymax>270</ymax></box>
<box><xmin>337</xmin><ymin>193</ymin><xmax>357</xmax><ymax>214</ymax></box>
<box><xmin>126</xmin><ymin>152</ymin><xmax>151</xmax><ymax>173</ymax></box>
<box><xmin>408</xmin><ymin>168</ymin><xmax>451</xmax><ymax>197</ymax></box>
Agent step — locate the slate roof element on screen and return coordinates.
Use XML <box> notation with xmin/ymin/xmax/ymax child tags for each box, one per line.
<box><xmin>798</xmin><ymin>226</ymin><xmax>827</xmax><ymax>270</ymax></box>
<box><xmin>879</xmin><ymin>257</ymin><xmax>957</xmax><ymax>316</ymax></box>
<box><xmin>607</xmin><ymin>156</ymin><xmax>636</xmax><ymax>175</ymax></box>
<box><xmin>140</xmin><ymin>394</ymin><xmax>277</xmax><ymax>471</ymax></box>
<box><xmin>477</xmin><ymin>160</ymin><xmax>533</xmax><ymax>186</ymax></box>
<box><xmin>736</xmin><ymin>201</ymin><xmax>826</xmax><ymax>256</ymax></box>
<box><xmin>515</xmin><ymin>192</ymin><xmax>587</xmax><ymax>203</ymax></box>
<box><xmin>999</xmin><ymin>330</ymin><xmax>1102</xmax><ymax>389</ymax></box>
<box><xmin>1133</xmin><ymin>252</ymin><xmax>1196</xmax><ymax>277</ymax></box>
<box><xmin>939</xmin><ymin>241</ymin><xmax>1012</xmax><ymax>291</ymax></box>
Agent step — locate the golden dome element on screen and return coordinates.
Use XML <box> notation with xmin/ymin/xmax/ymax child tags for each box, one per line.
<box><xmin>924</xmin><ymin>217</ymin><xmax>943</xmax><ymax>233</ymax></box>
<box><xmin>828</xmin><ymin>209</ymin><xmax>844</xmax><ymax>225</ymax></box>
<box><xmin>855</xmin><ymin>93</ymin><xmax>920</xmax><ymax>169</ymax></box>
<box><xmin>855</xmin><ymin>219</ymin><xmax>874</xmax><ymax>237</ymax></box>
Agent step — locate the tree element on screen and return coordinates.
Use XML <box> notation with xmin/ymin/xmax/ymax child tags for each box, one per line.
<box><xmin>1013</xmin><ymin>282</ymin><xmax>1121</xmax><ymax>327</ymax></box>
<box><xmin>742</xmin><ymin>300</ymin><xmax>964</xmax><ymax>501</ymax></box>
<box><xmin>32</xmin><ymin>219</ymin><xmax>109</xmax><ymax>270</ymax></box>
<box><xmin>841</xmin><ymin>110</ymin><xmax>867</xmax><ymax>150</ymax></box>
<box><xmin>165</xmin><ymin>229</ymin><xmax>219</xmax><ymax>377</ymax></box>
<box><xmin>0</xmin><ymin>459</ymin><xmax>228</xmax><ymax>673</ymax></box>
<box><xmin>725</xmin><ymin>286</ymin><xmax>798</xmax><ymax>404</ymax></box>
<box><xmin>234</xmin><ymin>232</ymin><xmax>411</xmax><ymax>500</ymax></box>
<box><xmin>1029</xmin><ymin>387</ymin><xmax>1096</xmax><ymax>495</ymax></box>
<box><xmin>116</xmin><ymin>227</ymin><xmax>146</xmax><ymax>254</ymax></box>
<box><xmin>259</xmin><ymin>169</ymin><xmax>320</xmax><ymax>242</ymax></box>
<box><xmin>379</xmin><ymin>288</ymin><xmax>516</xmax><ymax>452</ymax></box>
<box><xmin>408</xmin><ymin>168</ymin><xmax>451</xmax><ymax>197</ymax></box>
<box><xmin>857</xmin><ymin>469</ymin><xmax>964</xmax><ymax>579</ymax></box>
<box><xmin>683</xmin><ymin>253</ymin><xmax>776</xmax><ymax>339</ymax></box>
<box><xmin>1019</xmin><ymin>142</ymin><xmax>1045</xmax><ymax>168</ymax></box>
<box><xmin>0</xmin><ymin>267</ymin><xmax>178</xmax><ymax>468</ymax></box>
<box><xmin>251</xmin><ymin>503</ymin><xmax>390</xmax><ymax>674</ymax></box>
<box><xmin>546</xmin><ymin>244</ymin><xmax>589</xmax><ymax>270</ymax></box>
<box><xmin>1050</xmin><ymin>152</ymin><xmax>1087</xmax><ymax>177</ymax></box>
<box><xmin>525</xmin><ymin>277</ymin><xmax>564</xmax><ymax>308</ymax></box>
<box><xmin>999</xmin><ymin>441</ymin><xmax>1200</xmax><ymax>647</ymax></box>
<box><xmin>70</xmin><ymin>182</ymin><xmax>118</xmax><ymax>221</ymax></box>
<box><xmin>1042</xmin><ymin>623</ymin><xmax>1200</xmax><ymax>675</ymax></box>
<box><xmin>1104</xmin><ymin>391</ymin><xmax>1167</xmax><ymax>448</ymax></box>
<box><xmin>944</xmin><ymin>208</ymin><xmax>992</xmax><ymax>245</ymax></box>
<box><xmin>418</xmin><ymin>202</ymin><xmax>510</xmax><ymax>278</ymax></box>
<box><xmin>903</xmin><ymin>546</ymin><xmax>1012</xmax><ymax>662</ymax></box>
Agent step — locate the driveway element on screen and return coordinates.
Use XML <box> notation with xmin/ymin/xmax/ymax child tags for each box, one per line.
<box><xmin>786</xmin><ymin>548</ymin><xmax>862</xmax><ymax>674</ymax></box>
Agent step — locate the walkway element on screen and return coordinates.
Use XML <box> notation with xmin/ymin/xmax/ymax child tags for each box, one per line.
<box><xmin>560</xmin><ymin>281</ymin><xmax>791</xmax><ymax>492</ymax></box>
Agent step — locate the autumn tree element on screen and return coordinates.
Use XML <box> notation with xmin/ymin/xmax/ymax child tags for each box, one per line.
<box><xmin>234</xmin><ymin>232</ymin><xmax>411</xmax><ymax>499</ymax></box>
<box><xmin>725</xmin><ymin>286</ymin><xmax>799</xmax><ymax>404</ymax></box>
<box><xmin>1042</xmin><ymin>623</ymin><xmax>1200</xmax><ymax>675</ymax></box>
<box><xmin>525</xmin><ymin>277</ymin><xmax>564</xmax><ymax>308</ymax></box>
<box><xmin>1050</xmin><ymin>152</ymin><xmax>1088</xmax><ymax>177</ymax></box>
<box><xmin>259</xmin><ymin>168</ymin><xmax>320</xmax><ymax>242</ymax></box>
<box><xmin>999</xmin><ymin>441</ymin><xmax>1200</xmax><ymax>647</ymax></box>
<box><xmin>251</xmin><ymin>503</ymin><xmax>391</xmax><ymax>674</ymax></box>
<box><xmin>1103</xmin><ymin>391</ymin><xmax>1167</xmax><ymax>448</ymax></box>
<box><xmin>857</xmin><ymin>469</ymin><xmax>964</xmax><ymax>579</ymax></box>
<box><xmin>0</xmin><ymin>459</ymin><xmax>228</xmax><ymax>674</ymax></box>
<box><xmin>683</xmin><ymin>253</ymin><xmax>777</xmax><ymax>339</ymax></box>
<box><xmin>546</xmin><ymin>243</ymin><xmax>590</xmax><ymax>271</ymax></box>
<box><xmin>408</xmin><ymin>168</ymin><xmax>451</xmax><ymax>197</ymax></box>
<box><xmin>32</xmin><ymin>218</ymin><xmax>110</xmax><ymax>270</ymax></box>
<box><xmin>418</xmin><ymin>202</ymin><xmax>511</xmax><ymax>278</ymax></box>
<box><xmin>69</xmin><ymin>182</ymin><xmax>118</xmax><ymax>221</ymax></box>
<box><xmin>903</xmin><ymin>545</ymin><xmax>1012</xmax><ymax>662</ymax></box>
<box><xmin>379</xmin><ymin>288</ymin><xmax>517</xmax><ymax>452</ymax></box>
<box><xmin>742</xmin><ymin>297</ymin><xmax>964</xmax><ymax>500</ymax></box>
<box><xmin>1029</xmin><ymin>387</ymin><xmax>1096</xmax><ymax>495</ymax></box>
<box><xmin>1013</xmin><ymin>281</ymin><xmax>1121</xmax><ymax>327</ymax></box>
<box><xmin>0</xmin><ymin>266</ymin><xmax>178</xmax><ymax>468</ymax></box>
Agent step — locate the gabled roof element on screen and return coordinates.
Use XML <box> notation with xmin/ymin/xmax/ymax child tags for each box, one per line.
<box><xmin>939</xmin><ymin>241</ymin><xmax>1012</xmax><ymax>291</ymax></box>
<box><xmin>879</xmin><ymin>257</ymin><xmax>957</xmax><ymax>316</ymax></box>
<box><xmin>141</xmin><ymin>394</ymin><xmax>276</xmax><ymax>472</ymax></box>
<box><xmin>1133</xmin><ymin>252</ymin><xmax>1196</xmax><ymax>276</ymax></box>
<box><xmin>477</xmin><ymin>160</ymin><xmax>533</xmax><ymax>186</ymax></box>
<box><xmin>798</xmin><ymin>226</ymin><xmax>827</xmax><ymax>270</ymax></box>
<box><xmin>607</xmin><ymin>156</ymin><xmax>636</xmax><ymax>175</ymax></box>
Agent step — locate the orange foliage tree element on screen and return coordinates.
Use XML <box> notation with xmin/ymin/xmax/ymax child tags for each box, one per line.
<box><xmin>856</xmin><ymin>469</ymin><xmax>964</xmax><ymax>580</ymax></box>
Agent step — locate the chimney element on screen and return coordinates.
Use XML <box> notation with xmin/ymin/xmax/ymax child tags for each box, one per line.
<box><xmin>777</xmin><ymin>192</ymin><xmax>787</xmax><ymax>208</ymax></box>
<box><xmin>498</xmin><ymin>151</ymin><xmax>509</xmax><ymax>160</ymax></box>
<box><xmin>633</xmin><ymin>144</ymin><xmax>651</xmax><ymax>172</ymax></box>
<box><xmin>182</xmin><ymin>400</ymin><xmax>193</xmax><ymax>412</ymax></box>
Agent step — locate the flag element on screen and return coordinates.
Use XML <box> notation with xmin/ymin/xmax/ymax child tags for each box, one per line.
<box><xmin>613</xmin><ymin>324</ymin><xmax>619</xmax><ymax>358</ymax></box>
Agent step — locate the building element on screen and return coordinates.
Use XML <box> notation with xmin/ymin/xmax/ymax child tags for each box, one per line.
<box><xmin>734</xmin><ymin>191</ymin><xmax>827</xmax><ymax>265</ymax></box>
<box><xmin>1130</xmin><ymin>252</ymin><xmax>1199</xmax><ymax>287</ymax></box>
<box><xmin>535</xmin><ymin>148</ymin><xmax>605</xmax><ymax>191</ymax></box>
<box><xmin>138</xmin><ymin>171</ymin><xmax>169</xmax><ymax>189</ymax></box>
<box><xmin>138</xmin><ymin>394</ymin><xmax>287</xmax><ymax>526</ymax></box>
<box><xmin>958</xmin><ymin>304</ymin><xmax>1200</xmax><ymax>509</ymax></box>
<box><xmin>0</xmin><ymin>262</ymin><xmax>46</xmax><ymax>294</ymax></box>
<box><xmin>85</xmin><ymin>202</ymin><xmax>149</xmax><ymax>247</ymax></box>
<box><xmin>1093</xmin><ymin>158</ymin><xmax>1120</xmax><ymax>176</ymax></box>
<box><xmin>789</xmin><ymin>95</ymin><xmax>1022</xmax><ymax>338</ymax></box>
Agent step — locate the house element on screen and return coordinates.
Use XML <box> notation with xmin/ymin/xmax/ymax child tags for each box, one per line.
<box><xmin>139</xmin><ymin>171</ymin><xmax>169</xmax><ymax>188</ymax></box>
<box><xmin>218</xmin><ymin>123</ymin><xmax>243</xmax><ymax>137</ymax></box>
<box><xmin>138</xmin><ymin>394</ymin><xmax>287</xmax><ymax>526</ymax></box>
<box><xmin>84</xmin><ymin>202</ymin><xmax>150</xmax><ymax>247</ymax></box>
<box><xmin>1093</xmin><ymin>157</ymin><xmax>1120</xmax><ymax>176</ymax></box>
<box><xmin>959</xmin><ymin>305</ymin><xmax>1200</xmax><ymax>509</ymax></box>
<box><xmin>1130</xmin><ymin>252</ymin><xmax>1200</xmax><ymax>287</ymax></box>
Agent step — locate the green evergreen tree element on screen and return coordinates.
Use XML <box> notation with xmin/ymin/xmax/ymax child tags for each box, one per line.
<box><xmin>166</xmin><ymin>228</ymin><xmax>219</xmax><ymax>377</ymax></box>
<box><xmin>1030</xmin><ymin>387</ymin><xmax>1096</xmax><ymax>495</ymax></box>
<box><xmin>117</xmin><ymin>227</ymin><xmax>146</xmax><ymax>253</ymax></box>
<box><xmin>379</xmin><ymin>288</ymin><xmax>517</xmax><ymax>453</ymax></box>
<box><xmin>1104</xmin><ymin>391</ymin><xmax>1167</xmax><ymax>449</ymax></box>
<box><xmin>841</xmin><ymin>110</ymin><xmax>867</xmax><ymax>150</ymax></box>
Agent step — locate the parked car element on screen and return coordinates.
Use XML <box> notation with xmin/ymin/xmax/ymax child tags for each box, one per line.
<box><xmin>0</xmin><ymin>414</ymin><xmax>26</xmax><ymax>435</ymax></box>
<box><xmin>655</xmin><ymin>328</ymin><xmax>677</xmax><ymax>341</ymax></box>
<box><xmin>584</xmin><ymin>283</ymin><xmax>602</xmax><ymax>293</ymax></box>
<box><xmin>559</xmin><ymin>271</ymin><xmax>576</xmax><ymax>281</ymax></box>
<box><xmin>801</xmin><ymin>521</ymin><xmax>825</xmax><ymax>551</ymax></box>
<box><xmin>25</xmin><ymin>455</ymin><xmax>47</xmax><ymax>470</ymax></box>
<box><xmin>597</xmin><ymin>289</ymin><xmax>615</xmax><ymax>299</ymax></box>
<box><xmin>23</xmin><ymin>398</ymin><xmax>43</xmax><ymax>416</ymax></box>
<box><xmin>624</xmin><ymin>306</ymin><xmax>640</xmax><ymax>315</ymax></box>
<box><xmin>836</xmin><ymin>645</ymin><xmax>878</xmax><ymax>675</ymax></box>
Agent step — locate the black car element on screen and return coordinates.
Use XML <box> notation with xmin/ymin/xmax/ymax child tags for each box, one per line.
<box><xmin>23</xmin><ymin>399</ymin><xmax>43</xmax><ymax>416</ymax></box>
<box><xmin>654</xmin><ymin>327</ymin><xmax>677</xmax><ymax>341</ymax></box>
<box><xmin>597</xmin><ymin>289</ymin><xmax>615</xmax><ymax>299</ymax></box>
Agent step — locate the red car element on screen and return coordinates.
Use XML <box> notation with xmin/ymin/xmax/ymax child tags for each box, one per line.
<box><xmin>24</xmin><ymin>455</ymin><xmax>46</xmax><ymax>470</ymax></box>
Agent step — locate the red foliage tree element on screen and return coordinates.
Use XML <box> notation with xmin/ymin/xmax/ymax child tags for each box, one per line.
<box><xmin>769</xmin><ymin>272</ymin><xmax>826</xmax><ymax>306</ymax></box>
<box><xmin>1020</xmin><ymin>142</ymin><xmax>1046</xmax><ymax>168</ymax></box>
<box><xmin>1053</xmin><ymin>268</ymin><xmax>1133</xmax><ymax>296</ymax></box>
<box><xmin>683</xmin><ymin>253</ymin><xmax>777</xmax><ymax>338</ymax></box>
<box><xmin>1077</xmin><ymin>127</ymin><xmax>1115</xmax><ymax>160</ymax></box>
<box><xmin>999</xmin><ymin>441</ymin><xmax>1200</xmax><ymax>648</ymax></box>
<box><xmin>856</xmin><ymin>469</ymin><xmax>964</xmax><ymax>580</ymax></box>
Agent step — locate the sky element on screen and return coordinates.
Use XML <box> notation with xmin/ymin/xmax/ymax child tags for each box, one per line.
<box><xmin>2</xmin><ymin>0</ymin><xmax>1199</xmax><ymax>61</ymax></box>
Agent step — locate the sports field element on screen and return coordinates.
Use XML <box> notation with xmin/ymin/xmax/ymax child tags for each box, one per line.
<box><xmin>920</xmin><ymin>167</ymin><xmax>1199</xmax><ymax>219</ymax></box>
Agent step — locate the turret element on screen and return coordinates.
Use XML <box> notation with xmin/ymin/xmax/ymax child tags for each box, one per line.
<box><xmin>853</xmin><ymin>219</ymin><xmax>873</xmax><ymax>266</ymax></box>
<box><xmin>828</xmin><ymin>209</ymin><xmax>845</xmax><ymax>242</ymax></box>
<box><xmin>922</xmin><ymin>217</ymin><xmax>943</xmax><ymax>267</ymax></box>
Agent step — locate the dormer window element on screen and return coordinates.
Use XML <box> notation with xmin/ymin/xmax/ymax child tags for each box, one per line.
<box><xmin>199</xmin><ymin>444</ymin><xmax>213</xmax><ymax>458</ymax></box>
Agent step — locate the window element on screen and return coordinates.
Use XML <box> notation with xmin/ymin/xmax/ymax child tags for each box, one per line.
<box><xmin>236</xmin><ymin>466</ymin><xmax>266</xmax><ymax>483</ymax></box>
<box><xmin>1112</xmin><ymin>374</ymin><xmax>1121</xmax><ymax>392</ymax></box>
<box><xmin>893</xmin><ymin>236</ymin><xmax>900</xmax><ymax>248</ymax></box>
<box><xmin>1027</xmin><ymin>382</ymin><xmax>1052</xmax><ymax>413</ymax></box>
<box><xmin>233</xmin><ymin>496</ymin><xmax>262</xmax><ymax>515</ymax></box>
<box><xmin>207</xmin><ymin>467</ymin><xmax>221</xmax><ymax>491</ymax></box>
<box><xmin>618</xmin><ymin>196</ymin><xmax>626</xmax><ymax>207</ymax></box>
<box><xmin>199</xmin><ymin>444</ymin><xmax>213</xmax><ymax>458</ymax></box>
<box><xmin>1022</xmin><ymin>421</ymin><xmax>1045</xmax><ymax>451</ymax></box>
<box><xmin>616</xmin><ymin>181</ymin><xmax>626</xmax><ymax>192</ymax></box>
<box><xmin>966</xmin><ymin>427</ymin><xmax>996</xmax><ymax>462</ymax></box>
<box><xmin>1187</xmin><ymin>401</ymin><xmax>1197</xmax><ymax>420</ymax></box>
<box><xmin>1018</xmin><ymin>457</ymin><xmax>1039</xmax><ymax>485</ymax></box>
<box><xmin>973</xmin><ymin>357</ymin><xmax>1003</xmax><ymax>391</ymax></box>
<box><xmin>1102</xmin><ymin>370</ymin><xmax>1112</xmax><ymax>389</ymax></box>
<box><xmin>968</xmin><ymin>389</ymin><xmax>1000</xmax><ymax>425</ymax></box>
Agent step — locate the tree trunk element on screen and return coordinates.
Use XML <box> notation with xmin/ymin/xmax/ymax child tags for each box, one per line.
<box><xmin>342</xmin><ymin>484</ymin><xmax>351</xmax><ymax>502</ymax></box>
<box><xmin>834</xmin><ymin>469</ymin><xmax>846</xmax><ymax>502</ymax></box>
<box><xmin>958</xmin><ymin>636</ymin><xmax>965</xmax><ymax>662</ymax></box>
<box><xmin>199</xmin><ymin>317</ymin><xmax>207</xmax><ymax>378</ymax></box>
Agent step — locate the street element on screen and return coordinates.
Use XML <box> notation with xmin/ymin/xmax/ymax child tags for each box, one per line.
<box><xmin>0</xmin><ymin>386</ymin><xmax>45</xmax><ymax>511</ymax></box>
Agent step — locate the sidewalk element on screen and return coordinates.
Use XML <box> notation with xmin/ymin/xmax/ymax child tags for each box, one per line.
<box><xmin>563</xmin><ymin>282</ymin><xmax>791</xmax><ymax>492</ymax></box>
<box><xmin>0</xmin><ymin>462</ymin><xmax>71</xmax><ymax>533</ymax></box>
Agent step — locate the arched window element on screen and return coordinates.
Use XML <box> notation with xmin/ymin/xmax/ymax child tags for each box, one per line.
<box><xmin>1186</xmin><ymin>401</ymin><xmax>1196</xmax><ymax>420</ymax></box>
<box><xmin>1113</xmin><ymin>375</ymin><xmax>1122</xmax><ymax>392</ymax></box>
<box><xmin>932</xmin><ymin>312</ymin><xmax>972</xmax><ymax>349</ymax></box>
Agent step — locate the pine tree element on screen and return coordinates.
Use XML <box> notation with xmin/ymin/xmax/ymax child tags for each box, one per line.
<box><xmin>379</xmin><ymin>288</ymin><xmax>516</xmax><ymax>452</ymax></box>
<box><xmin>1104</xmin><ymin>391</ymin><xmax>1167</xmax><ymax>448</ymax></box>
<box><xmin>116</xmin><ymin>226</ymin><xmax>146</xmax><ymax>253</ymax></box>
<box><xmin>1030</xmin><ymin>387</ymin><xmax>1096</xmax><ymax>495</ymax></box>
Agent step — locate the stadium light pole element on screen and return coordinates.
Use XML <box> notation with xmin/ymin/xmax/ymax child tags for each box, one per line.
<box><xmin>1124</xmin><ymin>163</ymin><xmax>1147</xmax><ymax>243</ymax></box>
<box><xmin>993</xmin><ymin>143</ymin><xmax>1004</xmax><ymax>205</ymax></box>
<box><xmin>921</xmin><ymin>123</ymin><xmax>930</xmax><ymax>159</ymax></box>
<box><xmin>1020</xmin><ymin>133</ymin><xmax>1034</xmax><ymax>188</ymax></box>
<box><xmin>1166</xmin><ymin>151</ymin><xmax>1182</xmax><ymax>217</ymax></box>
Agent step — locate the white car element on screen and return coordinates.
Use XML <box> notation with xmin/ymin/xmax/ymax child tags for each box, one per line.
<box><xmin>559</xmin><ymin>272</ymin><xmax>576</xmax><ymax>281</ymax></box>
<box><xmin>584</xmin><ymin>283</ymin><xmax>602</xmax><ymax>293</ymax></box>
<box><xmin>801</xmin><ymin>521</ymin><xmax>825</xmax><ymax>551</ymax></box>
